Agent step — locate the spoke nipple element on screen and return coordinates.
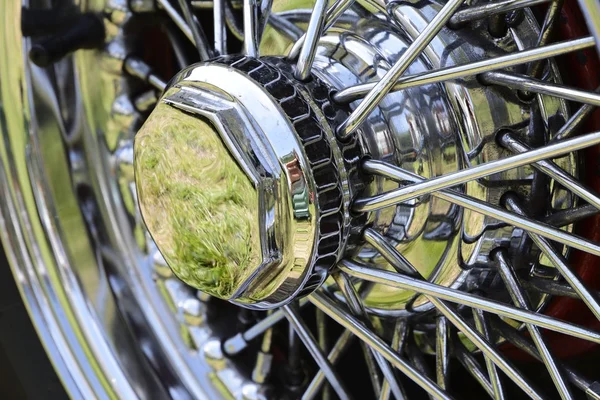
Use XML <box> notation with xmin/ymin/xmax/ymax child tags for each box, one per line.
<box><xmin>203</xmin><ymin>339</ymin><xmax>227</xmax><ymax>369</ymax></box>
<box><xmin>29</xmin><ymin>13</ymin><xmax>105</xmax><ymax>67</ymax></box>
<box><xmin>223</xmin><ymin>333</ymin><xmax>247</xmax><ymax>355</ymax></box>
<box><xmin>182</xmin><ymin>298</ymin><xmax>207</xmax><ymax>326</ymax></box>
<box><xmin>133</xmin><ymin>89</ymin><xmax>158</xmax><ymax>113</ymax></box>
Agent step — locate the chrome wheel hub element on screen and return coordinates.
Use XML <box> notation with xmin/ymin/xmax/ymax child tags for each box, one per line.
<box><xmin>135</xmin><ymin>0</ymin><xmax>574</xmax><ymax>314</ymax></box>
<box><xmin>6</xmin><ymin>0</ymin><xmax>600</xmax><ymax>397</ymax></box>
<box><xmin>136</xmin><ymin>57</ymin><xmax>353</xmax><ymax>308</ymax></box>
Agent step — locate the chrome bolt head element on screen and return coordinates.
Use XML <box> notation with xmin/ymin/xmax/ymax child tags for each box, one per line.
<box><xmin>134</xmin><ymin>61</ymin><xmax>331</xmax><ymax>309</ymax></box>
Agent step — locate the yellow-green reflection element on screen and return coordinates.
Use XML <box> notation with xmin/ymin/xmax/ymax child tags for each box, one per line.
<box><xmin>134</xmin><ymin>103</ymin><xmax>261</xmax><ymax>299</ymax></box>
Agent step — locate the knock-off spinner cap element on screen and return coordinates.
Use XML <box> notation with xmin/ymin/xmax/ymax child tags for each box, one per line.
<box><xmin>134</xmin><ymin>57</ymin><xmax>347</xmax><ymax>309</ymax></box>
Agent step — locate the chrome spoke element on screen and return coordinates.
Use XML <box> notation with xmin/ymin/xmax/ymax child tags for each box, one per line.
<box><xmin>333</xmin><ymin>37</ymin><xmax>595</xmax><ymax>103</ymax></box>
<box><xmin>359</xmin><ymin>159</ymin><xmax>600</xmax><ymax>257</ymax></box>
<box><xmin>282</xmin><ymin>304</ymin><xmax>351</xmax><ymax>400</ymax></box>
<box><xmin>543</xmin><ymin>204</ymin><xmax>599</xmax><ymax>227</ymax></box>
<box><xmin>213</xmin><ymin>0</ymin><xmax>227</xmax><ymax>54</ymax></box>
<box><xmin>243</xmin><ymin>0</ymin><xmax>259</xmax><ymax>56</ymax></box>
<box><xmin>380</xmin><ymin>320</ymin><xmax>409</xmax><ymax>400</ymax></box>
<box><xmin>435</xmin><ymin>317</ymin><xmax>450</xmax><ymax>391</ymax></box>
<box><xmin>500</xmin><ymin>132</ymin><xmax>600</xmax><ymax>210</ymax></box>
<box><xmin>124</xmin><ymin>57</ymin><xmax>167</xmax><ymax>91</ymax></box>
<box><xmin>505</xmin><ymin>194</ymin><xmax>600</xmax><ymax>321</ymax></box>
<box><xmin>472</xmin><ymin>309</ymin><xmax>505</xmax><ymax>400</ymax></box>
<box><xmin>356</xmin><ymin>131</ymin><xmax>600</xmax><ymax>209</ymax></box>
<box><xmin>481</xmin><ymin>71</ymin><xmax>600</xmax><ymax>106</ymax></box>
<box><xmin>578</xmin><ymin>0</ymin><xmax>600</xmax><ymax>55</ymax></box>
<box><xmin>337</xmin><ymin>0</ymin><xmax>466</xmax><ymax>138</ymax></box>
<box><xmin>494</xmin><ymin>249</ymin><xmax>573</xmax><ymax>400</ymax></box>
<box><xmin>332</xmin><ymin>274</ymin><xmax>382</xmax><ymax>398</ymax></box>
<box><xmin>491</xmin><ymin>318</ymin><xmax>600</xmax><ymax>398</ymax></box>
<box><xmin>288</xmin><ymin>0</ymin><xmax>356</xmax><ymax>59</ymax></box>
<box><xmin>453</xmin><ymin>338</ymin><xmax>495</xmax><ymax>398</ymax></box>
<box><xmin>520</xmin><ymin>274</ymin><xmax>600</xmax><ymax>299</ymax></box>
<box><xmin>526</xmin><ymin>0</ymin><xmax>565</xmax><ymax>81</ymax></box>
<box><xmin>316</xmin><ymin>310</ymin><xmax>331</xmax><ymax>400</ymax></box>
<box><xmin>158</xmin><ymin>0</ymin><xmax>210</xmax><ymax>60</ymax></box>
<box><xmin>449</xmin><ymin>0</ymin><xmax>551</xmax><ymax>27</ymax></box>
<box><xmin>310</xmin><ymin>291</ymin><xmax>452</xmax><ymax>400</ymax></box>
<box><xmin>339</xmin><ymin>259</ymin><xmax>600</xmax><ymax>344</ymax></box>
<box><xmin>294</xmin><ymin>0</ymin><xmax>328</xmax><ymax>81</ymax></box>
<box><xmin>302</xmin><ymin>330</ymin><xmax>355</xmax><ymax>400</ymax></box>
<box><xmin>551</xmin><ymin>85</ymin><xmax>600</xmax><ymax>142</ymax></box>
<box><xmin>332</xmin><ymin>272</ymin><xmax>405</xmax><ymax>400</ymax></box>
<box><xmin>177</xmin><ymin>0</ymin><xmax>211</xmax><ymax>60</ymax></box>
<box><xmin>223</xmin><ymin>298</ymin><xmax>309</xmax><ymax>354</ymax></box>
<box><xmin>362</xmin><ymin>229</ymin><xmax>542</xmax><ymax>399</ymax></box>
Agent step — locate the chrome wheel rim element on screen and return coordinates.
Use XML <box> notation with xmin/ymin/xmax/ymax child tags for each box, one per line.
<box><xmin>2</xmin><ymin>0</ymin><xmax>600</xmax><ymax>398</ymax></box>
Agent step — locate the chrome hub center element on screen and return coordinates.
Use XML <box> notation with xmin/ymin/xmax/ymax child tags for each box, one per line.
<box><xmin>134</xmin><ymin>0</ymin><xmax>575</xmax><ymax>312</ymax></box>
<box><xmin>135</xmin><ymin>57</ymin><xmax>357</xmax><ymax>309</ymax></box>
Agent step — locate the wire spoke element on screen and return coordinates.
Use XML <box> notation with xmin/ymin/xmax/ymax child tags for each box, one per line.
<box><xmin>223</xmin><ymin>298</ymin><xmax>309</xmax><ymax>354</ymax></box>
<box><xmin>309</xmin><ymin>291</ymin><xmax>453</xmax><ymax>400</ymax></box>
<box><xmin>526</xmin><ymin>0</ymin><xmax>565</xmax><ymax>81</ymax></box>
<box><xmin>333</xmin><ymin>36</ymin><xmax>595</xmax><ymax>103</ymax></box>
<box><xmin>577</xmin><ymin>0</ymin><xmax>600</xmax><ymax>55</ymax></box>
<box><xmin>315</xmin><ymin>309</ymin><xmax>331</xmax><ymax>400</ymax></box>
<box><xmin>435</xmin><ymin>317</ymin><xmax>450</xmax><ymax>391</ymax></box>
<box><xmin>500</xmin><ymin>132</ymin><xmax>600</xmax><ymax>210</ymax></box>
<box><xmin>380</xmin><ymin>320</ymin><xmax>409</xmax><ymax>400</ymax></box>
<box><xmin>213</xmin><ymin>0</ymin><xmax>227</xmax><ymax>54</ymax></box>
<box><xmin>362</xmin><ymin>229</ymin><xmax>542</xmax><ymax>399</ymax></box>
<box><xmin>337</xmin><ymin>0</ymin><xmax>466</xmax><ymax>138</ymax></box>
<box><xmin>332</xmin><ymin>272</ymin><xmax>405</xmax><ymax>400</ymax></box>
<box><xmin>453</xmin><ymin>336</ymin><xmax>495</xmax><ymax>398</ymax></box>
<box><xmin>481</xmin><ymin>71</ymin><xmax>600</xmax><ymax>106</ymax></box>
<box><xmin>472</xmin><ymin>309</ymin><xmax>506</xmax><ymax>400</ymax></box>
<box><xmin>302</xmin><ymin>330</ymin><xmax>355</xmax><ymax>400</ymax></box>
<box><xmin>294</xmin><ymin>0</ymin><xmax>329</xmax><ymax>80</ymax></box>
<box><xmin>243</xmin><ymin>0</ymin><xmax>260</xmax><ymax>56</ymax></box>
<box><xmin>449</xmin><ymin>0</ymin><xmax>551</xmax><ymax>27</ymax></box>
<box><xmin>494</xmin><ymin>249</ymin><xmax>573</xmax><ymax>399</ymax></box>
<box><xmin>288</xmin><ymin>0</ymin><xmax>356</xmax><ymax>59</ymax></box>
<box><xmin>282</xmin><ymin>304</ymin><xmax>351</xmax><ymax>400</ymax></box>
<box><xmin>359</xmin><ymin>159</ymin><xmax>600</xmax><ymax>257</ymax></box>
<box><xmin>551</xmin><ymin>85</ymin><xmax>600</xmax><ymax>142</ymax></box>
<box><xmin>338</xmin><ymin>259</ymin><xmax>600</xmax><ymax>344</ymax></box>
<box><xmin>176</xmin><ymin>0</ymin><xmax>211</xmax><ymax>60</ymax></box>
<box><xmin>520</xmin><ymin>273</ymin><xmax>600</xmax><ymax>299</ymax></box>
<box><xmin>504</xmin><ymin>194</ymin><xmax>600</xmax><ymax>321</ymax></box>
<box><xmin>491</xmin><ymin>317</ymin><xmax>600</xmax><ymax>398</ymax></box>
<box><xmin>355</xmin><ymin>131</ymin><xmax>600</xmax><ymax>209</ymax></box>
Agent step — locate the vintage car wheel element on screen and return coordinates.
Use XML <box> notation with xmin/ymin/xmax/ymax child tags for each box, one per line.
<box><xmin>1</xmin><ymin>0</ymin><xmax>600</xmax><ymax>398</ymax></box>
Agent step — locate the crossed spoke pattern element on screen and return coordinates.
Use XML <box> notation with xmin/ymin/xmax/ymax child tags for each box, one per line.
<box><xmin>135</xmin><ymin>0</ymin><xmax>600</xmax><ymax>398</ymax></box>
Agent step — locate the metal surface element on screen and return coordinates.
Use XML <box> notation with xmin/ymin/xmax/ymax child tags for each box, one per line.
<box><xmin>134</xmin><ymin>62</ymin><xmax>332</xmax><ymax>308</ymax></box>
<box><xmin>336</xmin><ymin>0</ymin><xmax>465</xmax><ymax>138</ymax></box>
<box><xmin>449</xmin><ymin>0</ymin><xmax>551</xmax><ymax>26</ymax></box>
<box><xmin>293</xmin><ymin>0</ymin><xmax>327</xmax><ymax>80</ymax></box>
<box><xmin>4</xmin><ymin>0</ymin><xmax>600</xmax><ymax>399</ymax></box>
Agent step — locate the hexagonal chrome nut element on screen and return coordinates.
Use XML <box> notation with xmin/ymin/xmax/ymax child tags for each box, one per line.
<box><xmin>134</xmin><ymin>61</ymin><xmax>327</xmax><ymax>309</ymax></box>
